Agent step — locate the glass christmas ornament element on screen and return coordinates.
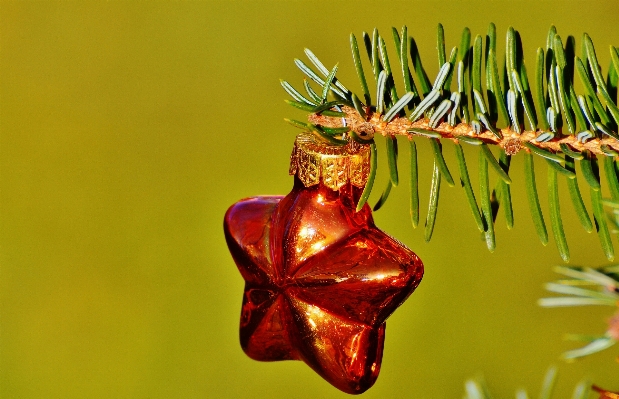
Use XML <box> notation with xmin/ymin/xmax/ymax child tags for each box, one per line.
<box><xmin>224</xmin><ymin>134</ymin><xmax>424</xmax><ymax>394</ymax></box>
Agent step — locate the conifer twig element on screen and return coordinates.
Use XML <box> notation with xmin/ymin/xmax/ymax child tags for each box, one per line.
<box><xmin>283</xmin><ymin>23</ymin><xmax>619</xmax><ymax>260</ymax></box>
<box><xmin>308</xmin><ymin>107</ymin><xmax>619</xmax><ymax>157</ymax></box>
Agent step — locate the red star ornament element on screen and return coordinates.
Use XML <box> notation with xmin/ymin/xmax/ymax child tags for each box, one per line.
<box><xmin>224</xmin><ymin>175</ymin><xmax>424</xmax><ymax>394</ymax></box>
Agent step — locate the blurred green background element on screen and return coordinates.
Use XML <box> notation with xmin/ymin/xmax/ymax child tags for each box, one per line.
<box><xmin>2</xmin><ymin>1</ymin><xmax>619</xmax><ymax>397</ymax></box>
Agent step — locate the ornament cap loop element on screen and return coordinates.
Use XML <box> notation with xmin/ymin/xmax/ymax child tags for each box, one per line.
<box><xmin>289</xmin><ymin>134</ymin><xmax>370</xmax><ymax>190</ymax></box>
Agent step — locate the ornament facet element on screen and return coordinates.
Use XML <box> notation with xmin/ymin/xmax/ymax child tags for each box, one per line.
<box><xmin>224</xmin><ymin>134</ymin><xmax>424</xmax><ymax>394</ymax></box>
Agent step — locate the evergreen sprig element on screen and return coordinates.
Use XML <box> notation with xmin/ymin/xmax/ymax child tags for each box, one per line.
<box><xmin>539</xmin><ymin>265</ymin><xmax>619</xmax><ymax>361</ymax></box>
<box><xmin>282</xmin><ymin>23</ymin><xmax>619</xmax><ymax>261</ymax></box>
<box><xmin>464</xmin><ymin>368</ymin><xmax>598</xmax><ymax>399</ymax></box>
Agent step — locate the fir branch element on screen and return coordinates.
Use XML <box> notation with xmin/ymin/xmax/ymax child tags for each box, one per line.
<box><xmin>540</xmin><ymin>265</ymin><xmax>619</xmax><ymax>360</ymax></box>
<box><xmin>463</xmin><ymin>368</ymin><xmax>604</xmax><ymax>399</ymax></box>
<box><xmin>283</xmin><ymin>24</ymin><xmax>619</xmax><ymax>261</ymax></box>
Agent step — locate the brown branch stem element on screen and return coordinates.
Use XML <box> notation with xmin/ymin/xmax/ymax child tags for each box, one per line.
<box><xmin>308</xmin><ymin>106</ymin><xmax>619</xmax><ymax>157</ymax></box>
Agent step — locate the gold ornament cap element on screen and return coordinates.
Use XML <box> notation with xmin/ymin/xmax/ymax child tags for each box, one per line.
<box><xmin>289</xmin><ymin>134</ymin><xmax>370</xmax><ymax>190</ymax></box>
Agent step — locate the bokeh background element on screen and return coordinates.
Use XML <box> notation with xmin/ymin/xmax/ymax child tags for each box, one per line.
<box><xmin>2</xmin><ymin>1</ymin><xmax>619</xmax><ymax>398</ymax></box>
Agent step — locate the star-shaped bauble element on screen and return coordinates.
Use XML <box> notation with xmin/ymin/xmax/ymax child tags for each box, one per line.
<box><xmin>223</xmin><ymin>135</ymin><xmax>424</xmax><ymax>394</ymax></box>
